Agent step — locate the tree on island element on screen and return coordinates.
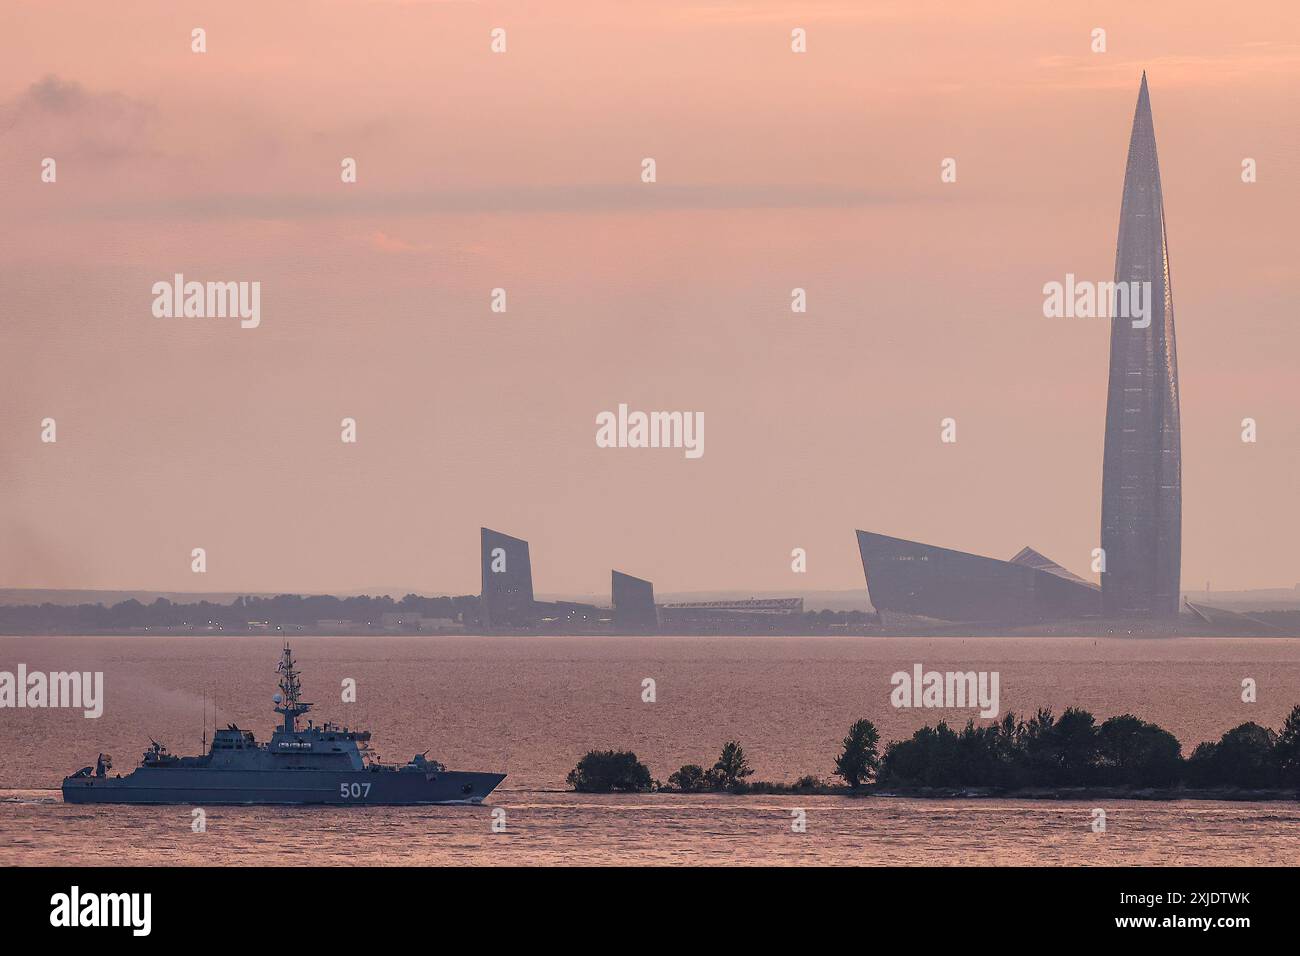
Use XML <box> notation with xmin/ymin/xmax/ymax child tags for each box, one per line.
<box><xmin>1096</xmin><ymin>714</ymin><xmax>1182</xmax><ymax>787</ymax></box>
<box><xmin>877</xmin><ymin>708</ymin><xmax>1187</xmax><ymax>791</ymax></box>
<box><xmin>667</xmin><ymin>764</ymin><xmax>709</xmax><ymax>792</ymax></box>
<box><xmin>879</xmin><ymin>721</ymin><xmax>963</xmax><ymax>788</ymax></box>
<box><xmin>566</xmin><ymin>750</ymin><xmax>654</xmax><ymax>793</ymax></box>
<box><xmin>710</xmin><ymin>741</ymin><xmax>754</xmax><ymax>791</ymax></box>
<box><xmin>1020</xmin><ymin>706</ymin><xmax>1099</xmax><ymax>786</ymax></box>
<box><xmin>1273</xmin><ymin>705</ymin><xmax>1300</xmax><ymax>789</ymax></box>
<box><xmin>1186</xmin><ymin>722</ymin><xmax>1279</xmax><ymax>789</ymax></box>
<box><xmin>833</xmin><ymin>718</ymin><xmax>881</xmax><ymax>789</ymax></box>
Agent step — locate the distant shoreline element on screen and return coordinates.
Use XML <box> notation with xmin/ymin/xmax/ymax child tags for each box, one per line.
<box><xmin>3</xmin><ymin>589</ymin><xmax>1295</xmax><ymax>637</ymax></box>
<box><xmin>3</xmin><ymin>627</ymin><xmax>1298</xmax><ymax>638</ymax></box>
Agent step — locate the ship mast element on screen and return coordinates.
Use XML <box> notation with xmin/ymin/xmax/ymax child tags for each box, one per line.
<box><xmin>274</xmin><ymin>643</ymin><xmax>313</xmax><ymax>733</ymax></box>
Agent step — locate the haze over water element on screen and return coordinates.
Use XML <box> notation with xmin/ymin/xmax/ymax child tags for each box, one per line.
<box><xmin>3</xmin><ymin>635</ymin><xmax>1299</xmax><ymax>865</ymax></box>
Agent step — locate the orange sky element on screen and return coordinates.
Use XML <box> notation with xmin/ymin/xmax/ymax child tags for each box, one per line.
<box><xmin>1</xmin><ymin>1</ymin><xmax>1297</xmax><ymax>595</ymax></box>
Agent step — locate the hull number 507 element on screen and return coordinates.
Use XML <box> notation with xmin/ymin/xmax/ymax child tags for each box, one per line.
<box><xmin>340</xmin><ymin>782</ymin><xmax>372</xmax><ymax>799</ymax></box>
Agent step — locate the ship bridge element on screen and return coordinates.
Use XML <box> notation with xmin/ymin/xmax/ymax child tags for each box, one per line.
<box><xmin>209</xmin><ymin>725</ymin><xmax>256</xmax><ymax>750</ymax></box>
<box><xmin>267</xmin><ymin>721</ymin><xmax>372</xmax><ymax>770</ymax></box>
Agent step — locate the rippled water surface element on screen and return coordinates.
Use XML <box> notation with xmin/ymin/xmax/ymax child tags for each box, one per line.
<box><xmin>2</xmin><ymin>635</ymin><xmax>1299</xmax><ymax>865</ymax></box>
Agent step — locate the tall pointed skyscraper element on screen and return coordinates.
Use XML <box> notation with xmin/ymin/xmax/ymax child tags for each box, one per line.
<box><xmin>1100</xmin><ymin>73</ymin><xmax>1182</xmax><ymax>618</ymax></box>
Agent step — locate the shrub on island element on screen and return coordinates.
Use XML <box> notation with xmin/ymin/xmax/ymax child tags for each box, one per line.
<box><xmin>566</xmin><ymin>749</ymin><xmax>654</xmax><ymax>793</ymax></box>
<box><xmin>792</xmin><ymin>774</ymin><xmax>825</xmax><ymax>792</ymax></box>
<box><xmin>660</xmin><ymin>741</ymin><xmax>755</xmax><ymax>793</ymax></box>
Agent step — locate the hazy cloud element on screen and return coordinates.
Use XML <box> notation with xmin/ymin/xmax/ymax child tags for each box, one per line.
<box><xmin>60</xmin><ymin>182</ymin><xmax>936</xmax><ymax>223</ymax></box>
<box><xmin>1</xmin><ymin>74</ymin><xmax>156</xmax><ymax>161</ymax></box>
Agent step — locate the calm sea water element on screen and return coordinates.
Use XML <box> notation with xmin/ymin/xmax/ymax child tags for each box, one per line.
<box><xmin>3</xmin><ymin>635</ymin><xmax>1299</xmax><ymax>865</ymax></box>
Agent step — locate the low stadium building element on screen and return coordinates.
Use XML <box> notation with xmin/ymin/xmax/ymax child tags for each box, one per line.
<box><xmin>657</xmin><ymin>597</ymin><xmax>804</xmax><ymax>632</ymax></box>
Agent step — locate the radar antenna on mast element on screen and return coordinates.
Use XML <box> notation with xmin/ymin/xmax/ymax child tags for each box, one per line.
<box><xmin>274</xmin><ymin>643</ymin><xmax>313</xmax><ymax>733</ymax></box>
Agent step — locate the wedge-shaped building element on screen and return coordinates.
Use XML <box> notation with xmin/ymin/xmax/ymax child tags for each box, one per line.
<box><xmin>611</xmin><ymin>571</ymin><xmax>657</xmax><ymax>631</ymax></box>
<box><xmin>480</xmin><ymin>527</ymin><xmax>535</xmax><ymax>627</ymax></box>
<box><xmin>856</xmin><ymin>531</ymin><xmax>1100</xmax><ymax>623</ymax></box>
<box><xmin>478</xmin><ymin>528</ymin><xmax>603</xmax><ymax>629</ymax></box>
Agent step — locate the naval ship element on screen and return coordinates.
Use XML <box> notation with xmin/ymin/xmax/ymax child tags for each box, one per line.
<box><xmin>62</xmin><ymin>645</ymin><xmax>505</xmax><ymax>805</ymax></box>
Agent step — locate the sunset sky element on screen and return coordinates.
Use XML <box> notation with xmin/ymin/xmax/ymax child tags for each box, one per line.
<box><xmin>2</xmin><ymin>1</ymin><xmax>1297</xmax><ymax>596</ymax></box>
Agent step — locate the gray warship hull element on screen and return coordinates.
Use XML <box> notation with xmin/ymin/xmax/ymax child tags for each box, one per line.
<box><xmin>63</xmin><ymin>767</ymin><xmax>506</xmax><ymax>805</ymax></box>
<box><xmin>62</xmin><ymin>644</ymin><xmax>507</xmax><ymax>807</ymax></box>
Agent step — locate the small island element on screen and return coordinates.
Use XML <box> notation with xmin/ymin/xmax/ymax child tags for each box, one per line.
<box><xmin>568</xmin><ymin>705</ymin><xmax>1300</xmax><ymax>800</ymax></box>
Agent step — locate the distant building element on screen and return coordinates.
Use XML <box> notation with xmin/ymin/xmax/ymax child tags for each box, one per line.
<box><xmin>611</xmin><ymin>571</ymin><xmax>657</xmax><ymax>631</ymax></box>
<box><xmin>480</xmin><ymin>527</ymin><xmax>535</xmax><ymax>627</ymax></box>
<box><xmin>536</xmin><ymin>602</ymin><xmax>603</xmax><ymax>628</ymax></box>
<box><xmin>313</xmin><ymin>619</ymin><xmax>362</xmax><ymax>634</ymax></box>
<box><xmin>1183</xmin><ymin>602</ymin><xmax>1276</xmax><ymax>634</ymax></box>
<box><xmin>852</xmin><ymin>76</ymin><xmax>1183</xmax><ymax>627</ymax></box>
<box><xmin>380</xmin><ymin>611</ymin><xmax>422</xmax><ymax>629</ymax></box>
<box><xmin>657</xmin><ymin>597</ymin><xmax>804</xmax><ymax>631</ymax></box>
<box><xmin>856</xmin><ymin>531</ymin><xmax>1100</xmax><ymax>623</ymax></box>
<box><xmin>478</xmin><ymin>528</ymin><xmax>602</xmax><ymax>629</ymax></box>
<box><xmin>1100</xmin><ymin>73</ymin><xmax>1182</xmax><ymax>618</ymax></box>
<box><xmin>416</xmin><ymin>616</ymin><xmax>462</xmax><ymax>633</ymax></box>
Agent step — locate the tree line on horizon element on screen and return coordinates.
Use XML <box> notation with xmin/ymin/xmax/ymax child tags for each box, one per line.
<box><xmin>0</xmin><ymin>592</ymin><xmax>877</xmax><ymax>633</ymax></box>
<box><xmin>567</xmin><ymin>705</ymin><xmax>1300</xmax><ymax>794</ymax></box>
<box><xmin>0</xmin><ymin>593</ymin><xmax>478</xmax><ymax>632</ymax></box>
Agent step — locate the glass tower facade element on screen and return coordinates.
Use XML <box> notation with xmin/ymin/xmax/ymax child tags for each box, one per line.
<box><xmin>1100</xmin><ymin>74</ymin><xmax>1182</xmax><ymax>618</ymax></box>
